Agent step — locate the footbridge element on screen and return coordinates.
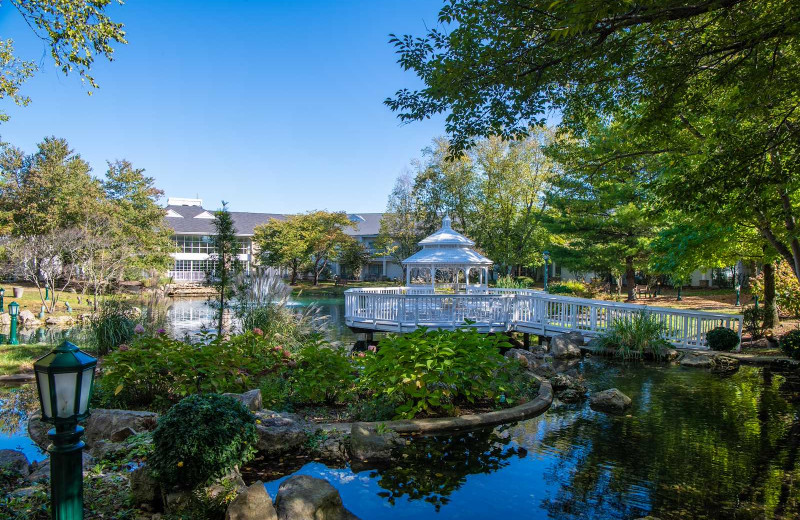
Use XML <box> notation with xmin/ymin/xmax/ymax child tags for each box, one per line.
<box><xmin>344</xmin><ymin>287</ymin><xmax>743</xmax><ymax>350</ymax></box>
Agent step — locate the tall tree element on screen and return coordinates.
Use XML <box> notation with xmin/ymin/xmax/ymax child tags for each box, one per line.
<box><xmin>208</xmin><ymin>202</ymin><xmax>241</xmax><ymax>337</ymax></box>
<box><xmin>376</xmin><ymin>173</ymin><xmax>423</xmax><ymax>274</ymax></box>
<box><xmin>254</xmin><ymin>216</ymin><xmax>307</xmax><ymax>285</ymax></box>
<box><xmin>301</xmin><ymin>211</ymin><xmax>353</xmax><ymax>286</ymax></box>
<box><xmin>1</xmin><ymin>0</ymin><xmax>126</xmax><ymax>120</ymax></box>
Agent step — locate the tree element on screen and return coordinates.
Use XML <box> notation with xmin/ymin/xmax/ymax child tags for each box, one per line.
<box><xmin>208</xmin><ymin>202</ymin><xmax>241</xmax><ymax>336</ymax></box>
<box><xmin>1</xmin><ymin>0</ymin><xmax>126</xmax><ymax>120</ymax></box>
<box><xmin>5</xmin><ymin>227</ymin><xmax>85</xmax><ymax>311</ymax></box>
<box><xmin>254</xmin><ymin>216</ymin><xmax>308</xmax><ymax>285</ymax></box>
<box><xmin>301</xmin><ymin>211</ymin><xmax>353</xmax><ymax>285</ymax></box>
<box><xmin>337</xmin><ymin>239</ymin><xmax>371</xmax><ymax>280</ymax></box>
<box><xmin>387</xmin><ymin>0</ymin><xmax>800</xmax><ymax>288</ymax></box>
<box><xmin>78</xmin><ymin>213</ymin><xmax>133</xmax><ymax>311</ymax></box>
<box><xmin>376</xmin><ymin>174</ymin><xmax>423</xmax><ymax>275</ymax></box>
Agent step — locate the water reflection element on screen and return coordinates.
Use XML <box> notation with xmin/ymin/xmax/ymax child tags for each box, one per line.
<box><xmin>263</xmin><ymin>360</ymin><xmax>800</xmax><ymax>520</ymax></box>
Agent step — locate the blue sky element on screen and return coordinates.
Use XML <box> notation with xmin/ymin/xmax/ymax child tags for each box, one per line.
<box><xmin>0</xmin><ymin>0</ymin><xmax>446</xmax><ymax>213</ymax></box>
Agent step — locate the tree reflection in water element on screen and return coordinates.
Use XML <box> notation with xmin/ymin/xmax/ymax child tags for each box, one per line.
<box><xmin>370</xmin><ymin>428</ymin><xmax>526</xmax><ymax>511</ymax></box>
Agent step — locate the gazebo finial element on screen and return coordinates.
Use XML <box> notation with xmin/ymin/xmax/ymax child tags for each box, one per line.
<box><xmin>442</xmin><ymin>215</ymin><xmax>452</xmax><ymax>229</ymax></box>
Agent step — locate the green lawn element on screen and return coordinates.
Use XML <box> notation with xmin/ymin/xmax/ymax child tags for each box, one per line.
<box><xmin>290</xmin><ymin>280</ymin><xmax>399</xmax><ymax>298</ymax></box>
<box><xmin>0</xmin><ymin>343</ymin><xmax>53</xmax><ymax>375</ymax></box>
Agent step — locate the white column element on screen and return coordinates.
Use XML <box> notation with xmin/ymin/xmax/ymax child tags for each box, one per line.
<box><xmin>430</xmin><ymin>266</ymin><xmax>436</xmax><ymax>291</ymax></box>
<box><xmin>406</xmin><ymin>265</ymin><xmax>411</xmax><ymax>286</ymax></box>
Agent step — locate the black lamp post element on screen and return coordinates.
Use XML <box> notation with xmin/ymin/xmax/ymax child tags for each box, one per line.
<box><xmin>543</xmin><ymin>250</ymin><xmax>551</xmax><ymax>292</ymax></box>
<box><xmin>8</xmin><ymin>301</ymin><xmax>19</xmax><ymax>345</ymax></box>
<box><xmin>33</xmin><ymin>341</ymin><xmax>97</xmax><ymax>520</ymax></box>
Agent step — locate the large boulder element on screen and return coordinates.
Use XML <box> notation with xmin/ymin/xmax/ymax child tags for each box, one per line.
<box><xmin>349</xmin><ymin>423</ymin><xmax>401</xmax><ymax>463</ymax></box>
<box><xmin>0</xmin><ymin>449</ymin><xmax>30</xmax><ymax>477</ymax></box>
<box><xmin>223</xmin><ymin>389</ymin><xmax>263</xmax><ymax>412</ymax></box>
<box><xmin>45</xmin><ymin>315</ymin><xmax>74</xmax><ymax>326</ymax></box>
<box><xmin>255</xmin><ymin>410</ymin><xmax>310</xmax><ymax>456</ymax></box>
<box><xmin>590</xmin><ymin>388</ymin><xmax>632</xmax><ymax>413</ymax></box>
<box><xmin>550</xmin><ymin>332</ymin><xmax>583</xmax><ymax>359</ymax></box>
<box><xmin>504</xmin><ymin>348</ymin><xmax>538</xmax><ymax>368</ymax></box>
<box><xmin>130</xmin><ymin>465</ymin><xmax>161</xmax><ymax>511</ymax></box>
<box><xmin>26</xmin><ymin>452</ymin><xmax>95</xmax><ymax>483</ymax></box>
<box><xmin>275</xmin><ymin>475</ymin><xmax>359</xmax><ymax>520</ymax></box>
<box><xmin>18</xmin><ymin>309</ymin><xmax>40</xmax><ymax>326</ymax></box>
<box><xmin>226</xmin><ymin>481</ymin><xmax>278</xmax><ymax>520</ymax></box>
<box><xmin>680</xmin><ymin>354</ymin><xmax>714</xmax><ymax>368</ymax></box>
<box><xmin>28</xmin><ymin>409</ymin><xmax>158</xmax><ymax>450</ymax></box>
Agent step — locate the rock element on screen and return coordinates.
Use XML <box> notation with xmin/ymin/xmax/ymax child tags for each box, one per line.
<box><xmin>712</xmin><ymin>355</ymin><xmax>740</xmax><ymax>374</ymax></box>
<box><xmin>19</xmin><ymin>309</ymin><xmax>40</xmax><ymax>325</ymax></box>
<box><xmin>130</xmin><ymin>465</ymin><xmax>161</xmax><ymax>510</ymax></box>
<box><xmin>0</xmin><ymin>449</ymin><xmax>30</xmax><ymax>477</ymax></box>
<box><xmin>0</xmin><ymin>313</ymin><xmax>9</xmax><ymax>325</ymax></box>
<box><xmin>349</xmin><ymin>423</ymin><xmax>401</xmax><ymax>462</ymax></box>
<box><xmin>557</xmin><ymin>388</ymin><xmax>586</xmax><ymax>403</ymax></box>
<box><xmin>27</xmin><ymin>452</ymin><xmax>95</xmax><ymax>482</ymax></box>
<box><xmin>45</xmin><ymin>315</ymin><xmax>74</xmax><ymax>326</ymax></box>
<box><xmin>255</xmin><ymin>410</ymin><xmax>310</xmax><ymax>456</ymax></box>
<box><xmin>223</xmin><ymin>389</ymin><xmax>263</xmax><ymax>412</ymax></box>
<box><xmin>550</xmin><ymin>332</ymin><xmax>583</xmax><ymax>359</ymax></box>
<box><xmin>550</xmin><ymin>373</ymin><xmax>586</xmax><ymax>393</ymax></box>
<box><xmin>666</xmin><ymin>349</ymin><xmax>680</xmax><ymax>361</ymax></box>
<box><xmin>680</xmin><ymin>354</ymin><xmax>714</xmax><ymax>368</ymax></box>
<box><xmin>28</xmin><ymin>409</ymin><xmax>158</xmax><ymax>450</ymax></box>
<box><xmin>164</xmin><ymin>469</ymin><xmax>246</xmax><ymax>514</ymax></box>
<box><xmin>110</xmin><ymin>426</ymin><xmax>137</xmax><ymax>443</ymax></box>
<box><xmin>529</xmin><ymin>363</ymin><xmax>557</xmax><ymax>379</ymax></box>
<box><xmin>89</xmin><ymin>440</ymin><xmax>126</xmax><ymax>461</ymax></box>
<box><xmin>504</xmin><ymin>348</ymin><xmax>537</xmax><ymax>368</ymax></box>
<box><xmin>275</xmin><ymin>475</ymin><xmax>359</xmax><ymax>520</ymax></box>
<box><xmin>226</xmin><ymin>481</ymin><xmax>278</xmax><ymax>520</ymax></box>
<box><xmin>590</xmin><ymin>388</ymin><xmax>632</xmax><ymax>413</ymax></box>
<box><xmin>10</xmin><ymin>486</ymin><xmax>41</xmax><ymax>499</ymax></box>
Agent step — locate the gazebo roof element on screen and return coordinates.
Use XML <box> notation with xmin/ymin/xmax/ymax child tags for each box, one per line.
<box><xmin>402</xmin><ymin>216</ymin><xmax>493</xmax><ymax>266</ymax></box>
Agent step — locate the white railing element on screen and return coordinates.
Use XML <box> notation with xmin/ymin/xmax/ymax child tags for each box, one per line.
<box><xmin>168</xmin><ymin>271</ymin><xmax>207</xmax><ymax>282</ymax></box>
<box><xmin>345</xmin><ymin>287</ymin><xmax>743</xmax><ymax>349</ymax></box>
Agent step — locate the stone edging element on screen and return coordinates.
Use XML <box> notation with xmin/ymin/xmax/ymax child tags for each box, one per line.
<box><xmin>580</xmin><ymin>345</ymin><xmax>800</xmax><ymax>369</ymax></box>
<box><xmin>341</xmin><ymin>380</ymin><xmax>553</xmax><ymax>435</ymax></box>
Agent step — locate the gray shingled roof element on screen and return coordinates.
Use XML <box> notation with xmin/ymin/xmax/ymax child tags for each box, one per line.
<box><xmin>165</xmin><ymin>205</ymin><xmax>383</xmax><ymax>237</ymax></box>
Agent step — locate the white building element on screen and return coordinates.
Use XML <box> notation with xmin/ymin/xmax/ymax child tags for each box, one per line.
<box><xmin>164</xmin><ymin>198</ymin><xmax>403</xmax><ymax>283</ymax></box>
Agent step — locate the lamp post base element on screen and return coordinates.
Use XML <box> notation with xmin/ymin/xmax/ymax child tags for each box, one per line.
<box><xmin>48</xmin><ymin>425</ymin><xmax>85</xmax><ymax>520</ymax></box>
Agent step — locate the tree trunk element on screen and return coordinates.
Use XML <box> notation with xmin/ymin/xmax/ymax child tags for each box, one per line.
<box><xmin>625</xmin><ymin>256</ymin><xmax>636</xmax><ymax>301</ymax></box>
<box><xmin>763</xmin><ymin>261</ymin><xmax>779</xmax><ymax>328</ymax></box>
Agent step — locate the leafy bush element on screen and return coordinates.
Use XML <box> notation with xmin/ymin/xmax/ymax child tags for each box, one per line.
<box><xmin>780</xmin><ymin>329</ymin><xmax>800</xmax><ymax>360</ymax></box>
<box><xmin>149</xmin><ymin>394</ymin><xmax>257</xmax><ymax>491</ymax></box>
<box><xmin>706</xmin><ymin>326</ymin><xmax>740</xmax><ymax>351</ymax></box>
<box><xmin>548</xmin><ymin>280</ymin><xmax>590</xmax><ymax>297</ymax></box>
<box><xmin>100</xmin><ymin>330</ymin><xmax>288</xmax><ymax>410</ymax></box>
<box><xmin>361</xmin><ymin>327</ymin><xmax>511</xmax><ymax>418</ymax></box>
<box><xmin>742</xmin><ymin>305</ymin><xmax>767</xmax><ymax>339</ymax></box>
<box><xmin>495</xmin><ymin>275</ymin><xmax>530</xmax><ymax>289</ymax></box>
<box><xmin>751</xmin><ymin>261</ymin><xmax>800</xmax><ymax>317</ymax></box>
<box><xmin>91</xmin><ymin>299</ymin><xmax>138</xmax><ymax>355</ymax></box>
<box><xmin>290</xmin><ymin>342</ymin><xmax>356</xmax><ymax>404</ymax></box>
<box><xmin>596</xmin><ymin>311</ymin><xmax>670</xmax><ymax>359</ymax></box>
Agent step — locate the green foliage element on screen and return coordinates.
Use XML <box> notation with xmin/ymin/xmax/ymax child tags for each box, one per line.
<box><xmin>337</xmin><ymin>240</ymin><xmax>372</xmax><ymax>279</ymax></box>
<box><xmin>742</xmin><ymin>306</ymin><xmax>767</xmax><ymax>340</ymax></box>
<box><xmin>780</xmin><ymin>329</ymin><xmax>800</xmax><ymax>360</ymax></box>
<box><xmin>548</xmin><ymin>281</ymin><xmax>590</xmax><ymax>297</ymax></box>
<box><xmin>361</xmin><ymin>327</ymin><xmax>511</xmax><ymax>418</ymax></box>
<box><xmin>290</xmin><ymin>343</ymin><xmax>356</xmax><ymax>405</ymax></box>
<box><xmin>596</xmin><ymin>312</ymin><xmax>670</xmax><ymax>360</ymax></box>
<box><xmin>100</xmin><ymin>330</ymin><xmax>288</xmax><ymax>410</ymax></box>
<box><xmin>706</xmin><ymin>327</ymin><xmax>740</xmax><ymax>352</ymax></box>
<box><xmin>751</xmin><ymin>261</ymin><xmax>800</xmax><ymax>318</ymax></box>
<box><xmin>346</xmin><ymin>393</ymin><xmax>402</xmax><ymax>422</ymax></box>
<box><xmin>149</xmin><ymin>394</ymin><xmax>257</xmax><ymax>491</ymax></box>
<box><xmin>495</xmin><ymin>275</ymin><xmax>530</xmax><ymax>289</ymax></box>
<box><xmin>209</xmin><ymin>201</ymin><xmax>242</xmax><ymax>336</ymax></box>
<box><xmin>91</xmin><ymin>299</ymin><xmax>138</xmax><ymax>355</ymax></box>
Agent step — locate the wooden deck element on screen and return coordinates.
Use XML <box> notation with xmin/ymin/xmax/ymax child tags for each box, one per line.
<box><xmin>344</xmin><ymin>287</ymin><xmax>743</xmax><ymax>349</ymax></box>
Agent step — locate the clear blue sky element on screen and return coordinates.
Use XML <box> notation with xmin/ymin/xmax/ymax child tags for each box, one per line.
<box><xmin>0</xmin><ymin>0</ymin><xmax>447</xmax><ymax>213</ymax></box>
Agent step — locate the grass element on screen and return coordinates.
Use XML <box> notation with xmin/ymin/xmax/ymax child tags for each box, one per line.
<box><xmin>0</xmin><ymin>343</ymin><xmax>54</xmax><ymax>375</ymax></box>
<box><xmin>290</xmin><ymin>280</ymin><xmax>398</xmax><ymax>298</ymax></box>
<box><xmin>0</xmin><ymin>282</ymin><xmax>102</xmax><ymax>317</ymax></box>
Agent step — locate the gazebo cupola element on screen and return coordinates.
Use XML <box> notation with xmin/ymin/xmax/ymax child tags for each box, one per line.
<box><xmin>403</xmin><ymin>216</ymin><xmax>493</xmax><ymax>291</ymax></box>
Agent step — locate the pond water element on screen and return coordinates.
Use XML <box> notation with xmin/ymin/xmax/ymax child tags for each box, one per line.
<box><xmin>260</xmin><ymin>360</ymin><xmax>800</xmax><ymax>520</ymax></box>
<box><xmin>2</xmin><ymin>298</ymin><xmax>800</xmax><ymax>518</ymax></box>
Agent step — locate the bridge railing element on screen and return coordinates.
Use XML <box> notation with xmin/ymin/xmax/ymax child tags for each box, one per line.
<box><xmin>345</xmin><ymin>287</ymin><xmax>743</xmax><ymax>349</ymax></box>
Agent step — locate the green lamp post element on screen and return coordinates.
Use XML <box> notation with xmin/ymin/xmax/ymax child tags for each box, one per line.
<box><xmin>543</xmin><ymin>250</ymin><xmax>551</xmax><ymax>292</ymax></box>
<box><xmin>8</xmin><ymin>301</ymin><xmax>19</xmax><ymax>345</ymax></box>
<box><xmin>33</xmin><ymin>341</ymin><xmax>97</xmax><ymax>520</ymax></box>
<box><xmin>0</xmin><ymin>287</ymin><xmax>5</xmax><ymax>313</ymax></box>
<box><xmin>45</xmin><ymin>286</ymin><xmax>50</xmax><ymax>301</ymax></box>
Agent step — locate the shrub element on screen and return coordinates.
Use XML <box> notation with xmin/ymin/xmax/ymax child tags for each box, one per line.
<box><xmin>91</xmin><ymin>299</ymin><xmax>138</xmax><ymax>355</ymax></box>
<box><xmin>361</xmin><ymin>327</ymin><xmax>511</xmax><ymax>418</ymax></box>
<box><xmin>100</xmin><ymin>330</ymin><xmax>288</xmax><ymax>410</ymax></box>
<box><xmin>149</xmin><ymin>394</ymin><xmax>257</xmax><ymax>491</ymax></box>
<box><xmin>290</xmin><ymin>342</ymin><xmax>356</xmax><ymax>404</ymax></box>
<box><xmin>780</xmin><ymin>329</ymin><xmax>800</xmax><ymax>360</ymax></box>
<box><xmin>751</xmin><ymin>261</ymin><xmax>800</xmax><ymax>318</ymax></box>
<box><xmin>495</xmin><ymin>275</ymin><xmax>530</xmax><ymax>289</ymax></box>
<box><xmin>706</xmin><ymin>326</ymin><xmax>740</xmax><ymax>351</ymax></box>
<box><xmin>596</xmin><ymin>311</ymin><xmax>670</xmax><ymax>359</ymax></box>
<box><xmin>742</xmin><ymin>305</ymin><xmax>767</xmax><ymax>339</ymax></box>
<box><xmin>548</xmin><ymin>280</ymin><xmax>590</xmax><ymax>297</ymax></box>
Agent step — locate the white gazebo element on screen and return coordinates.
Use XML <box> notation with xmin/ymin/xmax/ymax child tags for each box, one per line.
<box><xmin>403</xmin><ymin>216</ymin><xmax>493</xmax><ymax>291</ymax></box>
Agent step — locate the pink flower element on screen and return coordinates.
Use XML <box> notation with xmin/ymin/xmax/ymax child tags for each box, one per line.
<box><xmin>273</xmin><ymin>346</ymin><xmax>283</xmax><ymax>352</ymax></box>
<box><xmin>118</xmin><ymin>344</ymin><xmax>129</xmax><ymax>352</ymax></box>
<box><xmin>252</xmin><ymin>328</ymin><xmax>264</xmax><ymax>336</ymax></box>
<box><xmin>282</xmin><ymin>350</ymin><xmax>291</xmax><ymax>359</ymax></box>
<box><xmin>367</xmin><ymin>345</ymin><xmax>377</xmax><ymax>352</ymax></box>
<box><xmin>134</xmin><ymin>324</ymin><xmax>145</xmax><ymax>334</ymax></box>
<box><xmin>357</xmin><ymin>352</ymin><xmax>366</xmax><ymax>358</ymax></box>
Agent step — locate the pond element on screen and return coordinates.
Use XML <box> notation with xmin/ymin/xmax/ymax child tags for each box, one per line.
<box><xmin>257</xmin><ymin>359</ymin><xmax>800</xmax><ymax>520</ymax></box>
